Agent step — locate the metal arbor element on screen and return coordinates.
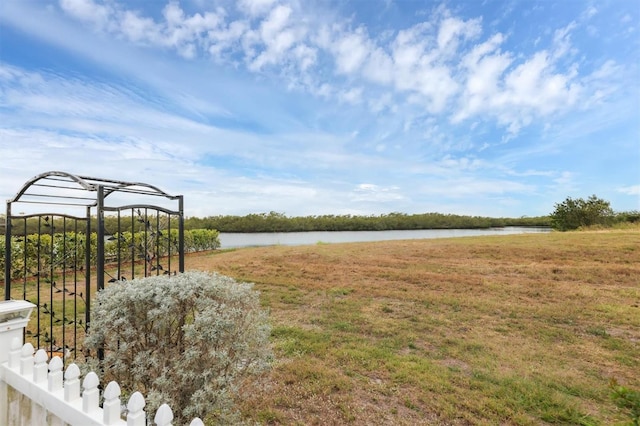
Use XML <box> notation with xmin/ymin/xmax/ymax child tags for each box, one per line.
<box><xmin>3</xmin><ymin>171</ymin><xmax>184</xmax><ymax>361</ymax></box>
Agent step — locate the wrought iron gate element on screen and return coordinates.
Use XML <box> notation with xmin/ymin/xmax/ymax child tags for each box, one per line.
<box><xmin>3</xmin><ymin>171</ymin><xmax>184</xmax><ymax>362</ymax></box>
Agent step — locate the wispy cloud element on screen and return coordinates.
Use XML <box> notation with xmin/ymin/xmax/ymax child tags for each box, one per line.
<box><xmin>617</xmin><ymin>185</ymin><xmax>640</xmax><ymax>196</ymax></box>
<box><xmin>38</xmin><ymin>0</ymin><xmax>622</xmax><ymax>135</ymax></box>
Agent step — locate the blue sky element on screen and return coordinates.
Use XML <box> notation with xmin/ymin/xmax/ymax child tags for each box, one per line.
<box><xmin>1</xmin><ymin>0</ymin><xmax>638</xmax><ymax>218</ymax></box>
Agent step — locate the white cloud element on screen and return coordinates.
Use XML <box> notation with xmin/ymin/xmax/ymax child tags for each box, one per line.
<box><xmin>207</xmin><ymin>20</ymin><xmax>249</xmax><ymax>59</ymax></box>
<box><xmin>259</xmin><ymin>5</ymin><xmax>292</xmax><ymax>41</ymax></box>
<box><xmin>418</xmin><ymin>178</ymin><xmax>532</xmax><ymax>197</ymax></box>
<box><xmin>437</xmin><ymin>16</ymin><xmax>481</xmax><ymax>54</ymax></box>
<box><xmin>439</xmin><ymin>155</ymin><xmax>486</xmax><ymax>172</ymax></box>
<box><xmin>161</xmin><ymin>3</ymin><xmax>222</xmax><ymax>58</ymax></box>
<box><xmin>49</xmin><ymin>0</ymin><xmax>622</xmax><ymax>137</ymax></box>
<box><xmin>388</xmin><ymin>22</ymin><xmax>459</xmax><ymax>112</ymax></box>
<box><xmin>292</xmin><ymin>44</ymin><xmax>317</xmax><ymax>71</ymax></box>
<box><xmin>578</xmin><ymin>60</ymin><xmax>623</xmax><ymax>108</ymax></box>
<box><xmin>312</xmin><ymin>82</ymin><xmax>333</xmax><ymax>98</ymax></box>
<box><xmin>332</xmin><ymin>27</ymin><xmax>372</xmax><ymax>75</ymax></box>
<box><xmin>552</xmin><ymin>171</ymin><xmax>576</xmax><ymax>189</ymax></box>
<box><xmin>582</xmin><ymin>6</ymin><xmax>598</xmax><ymax>20</ymax></box>
<box><xmin>504</xmin><ymin>50</ymin><xmax>580</xmax><ymax>120</ymax></box>
<box><xmin>249</xmin><ymin>5</ymin><xmax>296</xmax><ymax>70</ymax></box>
<box><xmin>352</xmin><ymin>184</ymin><xmax>404</xmax><ymax>203</ymax></box>
<box><xmin>59</xmin><ymin>0</ymin><xmax>113</xmax><ymax>30</ymax></box>
<box><xmin>617</xmin><ymin>185</ymin><xmax>640</xmax><ymax>196</ymax></box>
<box><xmin>551</xmin><ymin>21</ymin><xmax>577</xmax><ymax>60</ymax></box>
<box><xmin>368</xmin><ymin>93</ymin><xmax>394</xmax><ymax>113</ymax></box>
<box><xmin>362</xmin><ymin>47</ymin><xmax>394</xmax><ymax>85</ymax></box>
<box><xmin>338</xmin><ymin>87</ymin><xmax>363</xmax><ymax>104</ymax></box>
<box><xmin>120</xmin><ymin>10</ymin><xmax>162</xmax><ymax>44</ymax></box>
<box><xmin>455</xmin><ymin>33</ymin><xmax>511</xmax><ymax>122</ymax></box>
<box><xmin>237</xmin><ymin>0</ymin><xmax>277</xmax><ymax>18</ymax></box>
<box><xmin>453</xmin><ymin>22</ymin><xmax>585</xmax><ymax>135</ymax></box>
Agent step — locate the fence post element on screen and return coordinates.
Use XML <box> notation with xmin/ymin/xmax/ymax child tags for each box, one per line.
<box><xmin>33</xmin><ymin>349</ymin><xmax>48</xmax><ymax>383</ymax></box>
<box><xmin>64</xmin><ymin>363</ymin><xmax>81</xmax><ymax>402</ymax></box>
<box><xmin>103</xmin><ymin>380</ymin><xmax>122</xmax><ymax>424</ymax></box>
<box><xmin>48</xmin><ymin>356</ymin><xmax>64</xmax><ymax>392</ymax></box>
<box><xmin>154</xmin><ymin>403</ymin><xmax>174</xmax><ymax>426</ymax></box>
<box><xmin>0</xmin><ymin>300</ymin><xmax>36</xmax><ymax>424</ymax></box>
<box><xmin>126</xmin><ymin>392</ymin><xmax>146</xmax><ymax>426</ymax></box>
<box><xmin>0</xmin><ymin>300</ymin><xmax>36</xmax><ymax>363</ymax></box>
<box><xmin>82</xmin><ymin>372</ymin><xmax>100</xmax><ymax>413</ymax></box>
<box><xmin>19</xmin><ymin>343</ymin><xmax>35</xmax><ymax>378</ymax></box>
<box><xmin>9</xmin><ymin>338</ymin><xmax>21</xmax><ymax>369</ymax></box>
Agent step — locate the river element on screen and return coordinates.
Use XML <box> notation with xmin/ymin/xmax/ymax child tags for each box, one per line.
<box><xmin>218</xmin><ymin>227</ymin><xmax>551</xmax><ymax>249</ymax></box>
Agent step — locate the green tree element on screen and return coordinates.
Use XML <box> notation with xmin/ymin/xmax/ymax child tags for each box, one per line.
<box><xmin>550</xmin><ymin>195</ymin><xmax>614</xmax><ymax>231</ymax></box>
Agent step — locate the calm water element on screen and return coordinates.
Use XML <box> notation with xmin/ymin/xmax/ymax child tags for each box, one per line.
<box><xmin>219</xmin><ymin>227</ymin><xmax>551</xmax><ymax>249</ymax></box>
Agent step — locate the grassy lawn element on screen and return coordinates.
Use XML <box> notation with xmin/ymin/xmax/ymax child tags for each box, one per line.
<box><xmin>185</xmin><ymin>228</ymin><xmax>640</xmax><ymax>425</ymax></box>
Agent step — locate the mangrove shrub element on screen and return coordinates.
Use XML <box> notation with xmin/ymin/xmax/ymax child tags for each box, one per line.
<box><xmin>550</xmin><ymin>195</ymin><xmax>614</xmax><ymax>231</ymax></box>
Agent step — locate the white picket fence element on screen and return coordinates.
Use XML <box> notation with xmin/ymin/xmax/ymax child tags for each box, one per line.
<box><xmin>0</xmin><ymin>337</ymin><xmax>204</xmax><ymax>426</ymax></box>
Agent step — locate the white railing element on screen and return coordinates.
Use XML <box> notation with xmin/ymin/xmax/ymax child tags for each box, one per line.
<box><xmin>0</xmin><ymin>337</ymin><xmax>204</xmax><ymax>425</ymax></box>
<box><xmin>0</xmin><ymin>300</ymin><xmax>207</xmax><ymax>425</ymax></box>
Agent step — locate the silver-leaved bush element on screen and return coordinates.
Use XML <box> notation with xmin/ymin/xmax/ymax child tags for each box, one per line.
<box><xmin>83</xmin><ymin>271</ymin><xmax>272</xmax><ymax>424</ymax></box>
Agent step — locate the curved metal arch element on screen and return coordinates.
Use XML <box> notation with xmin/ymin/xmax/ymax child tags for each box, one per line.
<box><xmin>9</xmin><ymin>171</ymin><xmax>181</xmax><ymax>207</ymax></box>
<box><xmin>100</xmin><ymin>181</ymin><xmax>178</xmax><ymax>200</ymax></box>
<box><xmin>9</xmin><ymin>171</ymin><xmax>97</xmax><ymax>204</ymax></box>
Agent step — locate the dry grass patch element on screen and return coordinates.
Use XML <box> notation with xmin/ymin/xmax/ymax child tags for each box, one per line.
<box><xmin>188</xmin><ymin>229</ymin><xmax>640</xmax><ymax>425</ymax></box>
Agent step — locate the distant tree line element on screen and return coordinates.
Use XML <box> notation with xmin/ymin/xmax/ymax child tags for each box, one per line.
<box><xmin>2</xmin><ymin>212</ymin><xmax>551</xmax><ymax>235</ymax></box>
<box><xmin>2</xmin><ymin>204</ymin><xmax>637</xmax><ymax>236</ymax></box>
<box><xmin>182</xmin><ymin>212</ymin><xmax>552</xmax><ymax>233</ymax></box>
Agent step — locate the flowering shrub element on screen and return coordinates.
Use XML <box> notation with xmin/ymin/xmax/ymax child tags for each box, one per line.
<box><xmin>84</xmin><ymin>271</ymin><xmax>272</xmax><ymax>423</ymax></box>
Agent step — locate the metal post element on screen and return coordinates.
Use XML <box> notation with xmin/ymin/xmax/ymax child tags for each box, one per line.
<box><xmin>116</xmin><ymin>210</ymin><xmax>121</xmax><ymax>280</ymax></box>
<box><xmin>85</xmin><ymin>207</ymin><xmax>91</xmax><ymax>331</ymax></box>
<box><xmin>178</xmin><ymin>196</ymin><xmax>185</xmax><ymax>273</ymax></box>
<box><xmin>4</xmin><ymin>202</ymin><xmax>11</xmax><ymax>300</ymax></box>
<box><xmin>131</xmin><ymin>211</ymin><xmax>135</xmax><ymax>280</ymax></box>
<box><xmin>96</xmin><ymin>187</ymin><xmax>106</xmax><ymax>363</ymax></box>
<box><xmin>97</xmin><ymin>186</ymin><xmax>105</xmax><ymax>290</ymax></box>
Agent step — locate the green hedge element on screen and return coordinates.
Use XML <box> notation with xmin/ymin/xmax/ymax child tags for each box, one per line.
<box><xmin>0</xmin><ymin>229</ymin><xmax>219</xmax><ymax>280</ymax></box>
